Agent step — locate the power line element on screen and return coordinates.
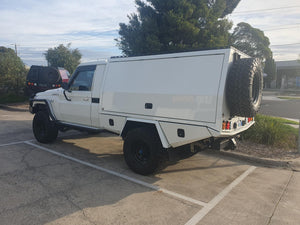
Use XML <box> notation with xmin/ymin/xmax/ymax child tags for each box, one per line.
<box><xmin>271</xmin><ymin>43</ymin><xmax>300</xmax><ymax>47</ymax></box>
<box><xmin>264</xmin><ymin>24</ymin><xmax>300</xmax><ymax>31</ymax></box>
<box><xmin>264</xmin><ymin>23</ymin><xmax>300</xmax><ymax>29</ymax></box>
<box><xmin>232</xmin><ymin>5</ymin><xmax>300</xmax><ymax>14</ymax></box>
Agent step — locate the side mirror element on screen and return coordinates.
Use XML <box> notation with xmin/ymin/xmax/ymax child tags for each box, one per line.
<box><xmin>61</xmin><ymin>83</ymin><xmax>69</xmax><ymax>90</ymax></box>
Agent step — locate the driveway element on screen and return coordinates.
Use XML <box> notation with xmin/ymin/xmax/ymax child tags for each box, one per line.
<box><xmin>260</xmin><ymin>95</ymin><xmax>300</xmax><ymax>120</ymax></box>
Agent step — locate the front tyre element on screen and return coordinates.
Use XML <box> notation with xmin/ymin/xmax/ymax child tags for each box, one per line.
<box><xmin>33</xmin><ymin>111</ymin><xmax>58</xmax><ymax>143</ymax></box>
<box><xmin>123</xmin><ymin>128</ymin><xmax>164</xmax><ymax>175</ymax></box>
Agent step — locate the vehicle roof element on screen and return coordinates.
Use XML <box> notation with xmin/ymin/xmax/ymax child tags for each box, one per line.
<box><xmin>109</xmin><ymin>48</ymin><xmax>233</xmax><ymax>63</ymax></box>
<box><xmin>78</xmin><ymin>60</ymin><xmax>107</xmax><ymax>66</ymax></box>
<box><xmin>77</xmin><ymin>47</ymin><xmax>248</xmax><ymax>65</ymax></box>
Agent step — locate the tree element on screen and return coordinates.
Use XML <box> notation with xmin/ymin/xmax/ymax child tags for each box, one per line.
<box><xmin>117</xmin><ymin>0</ymin><xmax>240</xmax><ymax>56</ymax></box>
<box><xmin>0</xmin><ymin>46</ymin><xmax>27</xmax><ymax>95</ymax></box>
<box><xmin>230</xmin><ymin>22</ymin><xmax>272</xmax><ymax>60</ymax></box>
<box><xmin>44</xmin><ymin>43</ymin><xmax>81</xmax><ymax>74</ymax></box>
<box><xmin>230</xmin><ymin>22</ymin><xmax>276</xmax><ymax>87</ymax></box>
<box><xmin>263</xmin><ymin>57</ymin><xmax>277</xmax><ymax>88</ymax></box>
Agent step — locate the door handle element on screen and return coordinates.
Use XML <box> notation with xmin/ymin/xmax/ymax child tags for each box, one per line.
<box><xmin>83</xmin><ymin>98</ymin><xmax>89</xmax><ymax>101</ymax></box>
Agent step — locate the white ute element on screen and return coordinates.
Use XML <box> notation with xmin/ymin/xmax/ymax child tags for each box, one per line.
<box><xmin>30</xmin><ymin>47</ymin><xmax>263</xmax><ymax>175</ymax></box>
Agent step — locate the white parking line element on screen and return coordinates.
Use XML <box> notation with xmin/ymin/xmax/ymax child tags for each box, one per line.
<box><xmin>0</xmin><ymin>140</ymin><xmax>34</xmax><ymax>147</ymax></box>
<box><xmin>24</xmin><ymin>141</ymin><xmax>208</xmax><ymax>207</ymax></box>
<box><xmin>3</xmin><ymin>139</ymin><xmax>255</xmax><ymax>221</ymax></box>
<box><xmin>184</xmin><ymin>166</ymin><xmax>256</xmax><ymax>225</ymax></box>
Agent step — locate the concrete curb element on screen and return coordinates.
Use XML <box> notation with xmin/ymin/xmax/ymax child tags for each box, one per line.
<box><xmin>0</xmin><ymin>104</ymin><xmax>29</xmax><ymax>112</ymax></box>
<box><xmin>203</xmin><ymin>150</ymin><xmax>300</xmax><ymax>172</ymax></box>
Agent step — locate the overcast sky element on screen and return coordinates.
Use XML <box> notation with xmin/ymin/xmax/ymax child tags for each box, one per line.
<box><xmin>0</xmin><ymin>0</ymin><xmax>299</xmax><ymax>66</ymax></box>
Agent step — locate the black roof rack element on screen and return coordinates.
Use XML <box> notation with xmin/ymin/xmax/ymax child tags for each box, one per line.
<box><xmin>110</xmin><ymin>55</ymin><xmax>127</xmax><ymax>59</ymax></box>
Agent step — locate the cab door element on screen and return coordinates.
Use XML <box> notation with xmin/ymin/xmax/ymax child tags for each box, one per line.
<box><xmin>59</xmin><ymin>65</ymin><xmax>96</xmax><ymax>126</ymax></box>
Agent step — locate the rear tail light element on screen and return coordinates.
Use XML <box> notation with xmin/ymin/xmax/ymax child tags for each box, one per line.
<box><xmin>222</xmin><ymin>117</ymin><xmax>254</xmax><ymax>131</ymax></box>
<box><xmin>222</xmin><ymin>121</ymin><xmax>231</xmax><ymax>130</ymax></box>
<box><xmin>226</xmin><ymin>121</ymin><xmax>231</xmax><ymax>130</ymax></box>
<box><xmin>27</xmin><ymin>82</ymin><xmax>37</xmax><ymax>86</ymax></box>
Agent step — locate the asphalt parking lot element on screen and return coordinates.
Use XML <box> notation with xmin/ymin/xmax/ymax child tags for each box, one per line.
<box><xmin>0</xmin><ymin>107</ymin><xmax>300</xmax><ymax>225</ymax></box>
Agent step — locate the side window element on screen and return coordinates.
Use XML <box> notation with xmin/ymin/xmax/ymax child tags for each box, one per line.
<box><xmin>69</xmin><ymin>70</ymin><xmax>95</xmax><ymax>91</ymax></box>
<box><xmin>48</xmin><ymin>71</ymin><xmax>59</xmax><ymax>83</ymax></box>
<box><xmin>28</xmin><ymin>68</ymin><xmax>38</xmax><ymax>81</ymax></box>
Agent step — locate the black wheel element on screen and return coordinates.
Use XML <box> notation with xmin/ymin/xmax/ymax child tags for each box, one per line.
<box><xmin>33</xmin><ymin>111</ymin><xmax>58</xmax><ymax>143</ymax></box>
<box><xmin>123</xmin><ymin>128</ymin><xmax>164</xmax><ymax>175</ymax></box>
<box><xmin>226</xmin><ymin>58</ymin><xmax>263</xmax><ymax>117</ymax></box>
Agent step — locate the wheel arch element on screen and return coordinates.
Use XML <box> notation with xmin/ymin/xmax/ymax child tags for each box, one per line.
<box><xmin>30</xmin><ymin>99</ymin><xmax>57</xmax><ymax>121</ymax></box>
<box><xmin>121</xmin><ymin>119</ymin><xmax>170</xmax><ymax>149</ymax></box>
<box><xmin>33</xmin><ymin>110</ymin><xmax>58</xmax><ymax>143</ymax></box>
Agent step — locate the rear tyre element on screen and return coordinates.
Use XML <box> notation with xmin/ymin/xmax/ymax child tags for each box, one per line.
<box><xmin>33</xmin><ymin>111</ymin><xmax>58</xmax><ymax>143</ymax></box>
<box><xmin>226</xmin><ymin>58</ymin><xmax>263</xmax><ymax>117</ymax></box>
<box><xmin>123</xmin><ymin>128</ymin><xmax>164</xmax><ymax>175</ymax></box>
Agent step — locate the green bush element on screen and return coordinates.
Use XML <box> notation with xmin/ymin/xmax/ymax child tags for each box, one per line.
<box><xmin>0</xmin><ymin>93</ymin><xmax>27</xmax><ymax>104</ymax></box>
<box><xmin>0</xmin><ymin>46</ymin><xmax>27</xmax><ymax>99</ymax></box>
<box><xmin>242</xmin><ymin>114</ymin><xmax>298</xmax><ymax>149</ymax></box>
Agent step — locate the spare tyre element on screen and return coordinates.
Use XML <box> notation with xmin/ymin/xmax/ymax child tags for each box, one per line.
<box><xmin>226</xmin><ymin>58</ymin><xmax>263</xmax><ymax>117</ymax></box>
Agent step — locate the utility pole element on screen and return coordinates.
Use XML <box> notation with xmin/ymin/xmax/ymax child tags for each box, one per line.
<box><xmin>14</xmin><ymin>43</ymin><xmax>18</xmax><ymax>56</ymax></box>
<box><xmin>10</xmin><ymin>43</ymin><xmax>18</xmax><ymax>56</ymax></box>
<box><xmin>298</xmin><ymin>116</ymin><xmax>300</xmax><ymax>153</ymax></box>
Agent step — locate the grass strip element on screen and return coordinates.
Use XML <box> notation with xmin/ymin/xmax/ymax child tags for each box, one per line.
<box><xmin>242</xmin><ymin>114</ymin><xmax>298</xmax><ymax>149</ymax></box>
<box><xmin>278</xmin><ymin>96</ymin><xmax>300</xmax><ymax>100</ymax></box>
<box><xmin>270</xmin><ymin>117</ymin><xmax>299</xmax><ymax>125</ymax></box>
